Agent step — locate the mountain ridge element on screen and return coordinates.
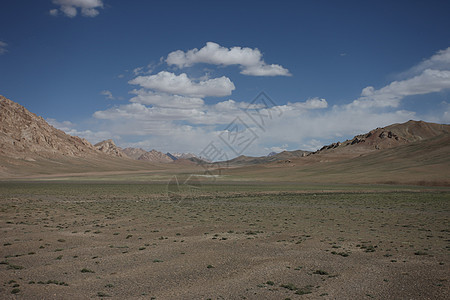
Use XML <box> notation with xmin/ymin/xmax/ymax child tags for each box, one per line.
<box><xmin>1</xmin><ymin>94</ymin><xmax>449</xmax><ymax>183</ymax></box>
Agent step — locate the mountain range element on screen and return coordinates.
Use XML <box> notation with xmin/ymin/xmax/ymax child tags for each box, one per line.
<box><xmin>1</xmin><ymin>95</ymin><xmax>449</xmax><ymax>184</ymax></box>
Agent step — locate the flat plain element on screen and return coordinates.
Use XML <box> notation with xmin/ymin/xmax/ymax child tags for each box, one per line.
<box><xmin>1</xmin><ymin>181</ymin><xmax>449</xmax><ymax>299</ymax></box>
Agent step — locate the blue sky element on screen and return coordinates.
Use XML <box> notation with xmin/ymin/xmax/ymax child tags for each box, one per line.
<box><xmin>1</xmin><ymin>0</ymin><xmax>449</xmax><ymax>157</ymax></box>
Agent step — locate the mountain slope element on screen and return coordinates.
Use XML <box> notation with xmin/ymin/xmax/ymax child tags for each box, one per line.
<box><xmin>0</xmin><ymin>95</ymin><xmax>99</xmax><ymax>159</ymax></box>
<box><xmin>137</xmin><ymin>149</ymin><xmax>173</xmax><ymax>162</ymax></box>
<box><xmin>0</xmin><ymin>95</ymin><xmax>165</xmax><ymax>177</ymax></box>
<box><xmin>313</xmin><ymin>120</ymin><xmax>450</xmax><ymax>156</ymax></box>
<box><xmin>222</xmin><ymin>149</ymin><xmax>311</xmax><ymax>166</ymax></box>
<box><xmin>225</xmin><ymin>133</ymin><xmax>450</xmax><ymax>185</ymax></box>
<box><xmin>123</xmin><ymin>147</ymin><xmax>148</xmax><ymax>160</ymax></box>
<box><xmin>95</xmin><ymin>139</ymin><xmax>127</xmax><ymax>158</ymax></box>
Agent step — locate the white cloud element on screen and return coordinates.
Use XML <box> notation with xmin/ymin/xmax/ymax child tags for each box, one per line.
<box><xmin>240</xmin><ymin>63</ymin><xmax>292</xmax><ymax>77</ymax></box>
<box><xmin>0</xmin><ymin>41</ymin><xmax>8</xmax><ymax>55</ymax></box>
<box><xmin>50</xmin><ymin>0</ymin><xmax>104</xmax><ymax>18</ymax></box>
<box><xmin>300</xmin><ymin>139</ymin><xmax>323</xmax><ymax>152</ymax></box>
<box><xmin>286</xmin><ymin>97</ymin><xmax>328</xmax><ymax>110</ymax></box>
<box><xmin>49</xmin><ymin>9</ymin><xmax>59</xmax><ymax>16</ymax></box>
<box><xmin>401</xmin><ymin>47</ymin><xmax>450</xmax><ymax>77</ymax></box>
<box><xmin>265</xmin><ymin>145</ymin><xmax>288</xmax><ymax>154</ymax></box>
<box><xmin>100</xmin><ymin>90</ymin><xmax>114</xmax><ymax>100</ymax></box>
<box><xmin>47</xmin><ymin>118</ymin><xmax>75</xmax><ymax>130</ymax></box>
<box><xmin>166</xmin><ymin>42</ymin><xmax>291</xmax><ymax>77</ymax></box>
<box><xmin>68</xmin><ymin>47</ymin><xmax>450</xmax><ymax>157</ymax></box>
<box><xmin>91</xmin><ymin>98</ymin><xmax>420</xmax><ymax>157</ymax></box>
<box><xmin>129</xmin><ymin>71</ymin><xmax>235</xmax><ymax>97</ymax></box>
<box><xmin>93</xmin><ymin>102</ymin><xmax>234</xmax><ymax>126</ymax></box>
<box><xmin>133</xmin><ymin>67</ymin><xmax>144</xmax><ymax>76</ymax></box>
<box><xmin>129</xmin><ymin>89</ymin><xmax>204</xmax><ymax>108</ymax></box>
<box><xmin>47</xmin><ymin>118</ymin><xmax>113</xmax><ymax>144</ymax></box>
<box><xmin>350</xmin><ymin>69</ymin><xmax>450</xmax><ymax>109</ymax></box>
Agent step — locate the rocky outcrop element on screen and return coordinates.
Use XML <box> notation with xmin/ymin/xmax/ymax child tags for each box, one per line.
<box><xmin>313</xmin><ymin>120</ymin><xmax>450</xmax><ymax>155</ymax></box>
<box><xmin>95</xmin><ymin>139</ymin><xmax>127</xmax><ymax>158</ymax></box>
<box><xmin>0</xmin><ymin>95</ymin><xmax>99</xmax><ymax>159</ymax></box>
<box><xmin>137</xmin><ymin>150</ymin><xmax>173</xmax><ymax>163</ymax></box>
<box><xmin>170</xmin><ymin>152</ymin><xmax>198</xmax><ymax>160</ymax></box>
<box><xmin>122</xmin><ymin>147</ymin><xmax>148</xmax><ymax>160</ymax></box>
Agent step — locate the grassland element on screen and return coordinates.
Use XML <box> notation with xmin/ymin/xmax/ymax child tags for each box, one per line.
<box><xmin>0</xmin><ymin>181</ymin><xmax>449</xmax><ymax>299</ymax></box>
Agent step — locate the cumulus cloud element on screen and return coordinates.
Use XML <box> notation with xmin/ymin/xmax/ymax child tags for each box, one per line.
<box><xmin>129</xmin><ymin>71</ymin><xmax>235</xmax><ymax>97</ymax></box>
<box><xmin>0</xmin><ymin>41</ymin><xmax>8</xmax><ymax>55</ymax></box>
<box><xmin>400</xmin><ymin>47</ymin><xmax>450</xmax><ymax>77</ymax></box>
<box><xmin>129</xmin><ymin>89</ymin><xmax>205</xmax><ymax>108</ymax></box>
<box><xmin>166</xmin><ymin>42</ymin><xmax>291</xmax><ymax>77</ymax></box>
<box><xmin>50</xmin><ymin>0</ymin><xmax>104</xmax><ymax>18</ymax></box>
<box><xmin>285</xmin><ymin>98</ymin><xmax>328</xmax><ymax>110</ymax></box>
<box><xmin>350</xmin><ymin>69</ymin><xmax>450</xmax><ymax>109</ymax></box>
<box><xmin>47</xmin><ymin>118</ymin><xmax>113</xmax><ymax>144</ymax></box>
<box><xmin>64</xmin><ymin>47</ymin><xmax>450</xmax><ymax>157</ymax></box>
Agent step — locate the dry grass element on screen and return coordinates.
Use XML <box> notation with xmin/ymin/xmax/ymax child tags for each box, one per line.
<box><xmin>0</xmin><ymin>182</ymin><xmax>448</xmax><ymax>299</ymax></box>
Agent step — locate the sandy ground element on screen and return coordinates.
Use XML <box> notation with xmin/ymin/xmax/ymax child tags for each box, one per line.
<box><xmin>0</xmin><ymin>183</ymin><xmax>449</xmax><ymax>299</ymax></box>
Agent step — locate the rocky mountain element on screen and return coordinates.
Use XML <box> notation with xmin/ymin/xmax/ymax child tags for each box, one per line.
<box><xmin>221</xmin><ymin>120</ymin><xmax>449</xmax><ymax>167</ymax></box>
<box><xmin>122</xmin><ymin>147</ymin><xmax>148</xmax><ymax>160</ymax></box>
<box><xmin>137</xmin><ymin>149</ymin><xmax>173</xmax><ymax>162</ymax></box>
<box><xmin>223</xmin><ymin>149</ymin><xmax>311</xmax><ymax>166</ymax></box>
<box><xmin>120</xmin><ymin>149</ymin><xmax>200</xmax><ymax>163</ymax></box>
<box><xmin>166</xmin><ymin>152</ymin><xmax>178</xmax><ymax>160</ymax></box>
<box><xmin>95</xmin><ymin>139</ymin><xmax>127</xmax><ymax>158</ymax></box>
<box><xmin>122</xmin><ymin>147</ymin><xmax>174</xmax><ymax>162</ymax></box>
<box><xmin>0</xmin><ymin>95</ymin><xmax>100</xmax><ymax>160</ymax></box>
<box><xmin>312</xmin><ymin>120</ymin><xmax>450</xmax><ymax>156</ymax></box>
<box><xmin>170</xmin><ymin>152</ymin><xmax>198</xmax><ymax>160</ymax></box>
<box><xmin>2</xmin><ymin>94</ymin><xmax>449</xmax><ymax>181</ymax></box>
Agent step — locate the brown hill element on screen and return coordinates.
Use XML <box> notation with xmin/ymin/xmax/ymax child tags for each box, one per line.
<box><xmin>224</xmin><ymin>132</ymin><xmax>450</xmax><ymax>185</ymax></box>
<box><xmin>137</xmin><ymin>149</ymin><xmax>173</xmax><ymax>163</ymax></box>
<box><xmin>1</xmin><ymin>94</ymin><xmax>448</xmax><ymax>185</ymax></box>
<box><xmin>95</xmin><ymin>139</ymin><xmax>127</xmax><ymax>158</ymax></box>
<box><xmin>313</xmin><ymin>120</ymin><xmax>450</xmax><ymax>157</ymax></box>
<box><xmin>222</xmin><ymin>149</ymin><xmax>311</xmax><ymax>166</ymax></box>
<box><xmin>123</xmin><ymin>147</ymin><xmax>176</xmax><ymax>163</ymax></box>
<box><xmin>0</xmin><ymin>95</ymin><xmax>167</xmax><ymax>178</ymax></box>
<box><xmin>122</xmin><ymin>147</ymin><xmax>148</xmax><ymax>160</ymax></box>
<box><xmin>0</xmin><ymin>95</ymin><xmax>99</xmax><ymax>160</ymax></box>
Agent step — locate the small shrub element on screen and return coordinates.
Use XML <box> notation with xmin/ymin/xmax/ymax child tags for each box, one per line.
<box><xmin>7</xmin><ymin>264</ymin><xmax>24</xmax><ymax>270</ymax></box>
<box><xmin>81</xmin><ymin>268</ymin><xmax>95</xmax><ymax>273</ymax></box>
<box><xmin>280</xmin><ymin>283</ymin><xmax>297</xmax><ymax>290</ymax></box>
<box><xmin>296</xmin><ymin>285</ymin><xmax>313</xmax><ymax>295</ymax></box>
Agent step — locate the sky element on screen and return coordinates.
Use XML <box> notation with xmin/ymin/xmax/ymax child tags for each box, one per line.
<box><xmin>1</xmin><ymin>0</ymin><xmax>449</xmax><ymax>158</ymax></box>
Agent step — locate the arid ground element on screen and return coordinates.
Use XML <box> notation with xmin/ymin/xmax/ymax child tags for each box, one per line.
<box><xmin>1</xmin><ymin>181</ymin><xmax>448</xmax><ymax>299</ymax></box>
